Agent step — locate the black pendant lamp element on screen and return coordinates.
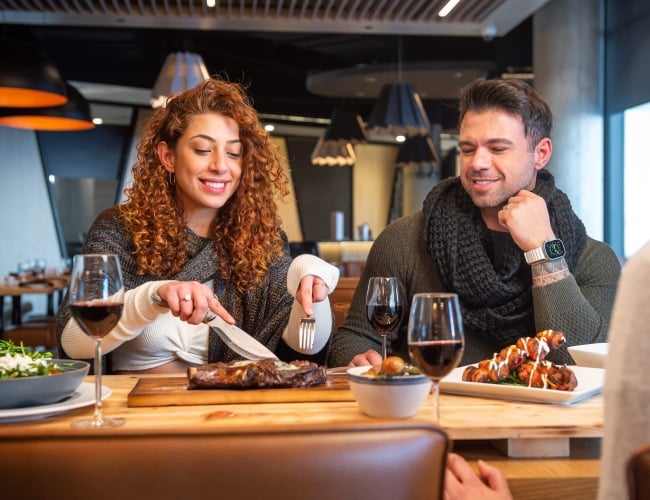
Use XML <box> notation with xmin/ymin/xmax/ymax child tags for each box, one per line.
<box><xmin>366</xmin><ymin>83</ymin><xmax>431</xmax><ymax>139</ymax></box>
<box><xmin>0</xmin><ymin>83</ymin><xmax>95</xmax><ymax>131</ymax></box>
<box><xmin>366</xmin><ymin>36</ymin><xmax>430</xmax><ymax>140</ymax></box>
<box><xmin>311</xmin><ymin>107</ymin><xmax>368</xmax><ymax>166</ymax></box>
<box><xmin>395</xmin><ymin>134</ymin><xmax>440</xmax><ymax>168</ymax></box>
<box><xmin>0</xmin><ymin>39</ymin><xmax>68</xmax><ymax>108</ymax></box>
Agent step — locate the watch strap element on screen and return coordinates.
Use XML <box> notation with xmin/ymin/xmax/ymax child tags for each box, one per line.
<box><xmin>524</xmin><ymin>246</ymin><xmax>546</xmax><ymax>264</ymax></box>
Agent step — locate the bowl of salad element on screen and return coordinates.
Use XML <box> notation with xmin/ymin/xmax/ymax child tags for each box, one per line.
<box><xmin>0</xmin><ymin>340</ymin><xmax>89</xmax><ymax>409</ymax></box>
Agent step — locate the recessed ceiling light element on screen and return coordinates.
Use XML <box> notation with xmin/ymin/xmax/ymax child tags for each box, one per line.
<box><xmin>438</xmin><ymin>0</ymin><xmax>461</xmax><ymax>18</ymax></box>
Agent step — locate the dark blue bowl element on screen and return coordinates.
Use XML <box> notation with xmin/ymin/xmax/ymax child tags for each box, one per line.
<box><xmin>0</xmin><ymin>359</ymin><xmax>90</xmax><ymax>409</ymax></box>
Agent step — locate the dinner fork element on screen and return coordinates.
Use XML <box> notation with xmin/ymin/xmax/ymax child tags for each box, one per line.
<box><xmin>298</xmin><ymin>316</ymin><xmax>316</xmax><ymax>351</ymax></box>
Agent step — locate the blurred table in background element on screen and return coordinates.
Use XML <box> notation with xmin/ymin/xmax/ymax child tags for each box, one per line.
<box><xmin>318</xmin><ymin>241</ymin><xmax>372</xmax><ymax>263</ymax></box>
<box><xmin>0</xmin><ymin>276</ymin><xmax>69</xmax><ymax>332</ymax></box>
<box><xmin>317</xmin><ymin>241</ymin><xmax>372</xmax><ymax>277</ymax></box>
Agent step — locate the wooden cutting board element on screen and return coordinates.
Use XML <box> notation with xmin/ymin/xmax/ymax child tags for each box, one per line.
<box><xmin>127</xmin><ymin>375</ymin><xmax>354</xmax><ymax>407</ymax></box>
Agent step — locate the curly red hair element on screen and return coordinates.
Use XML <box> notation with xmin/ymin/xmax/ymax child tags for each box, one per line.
<box><xmin>119</xmin><ymin>77</ymin><xmax>290</xmax><ymax>292</ymax></box>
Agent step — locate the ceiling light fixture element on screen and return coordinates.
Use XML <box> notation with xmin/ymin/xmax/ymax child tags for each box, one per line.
<box><xmin>366</xmin><ymin>82</ymin><xmax>431</xmax><ymax>139</ymax></box>
<box><xmin>366</xmin><ymin>38</ymin><xmax>431</xmax><ymax>140</ymax></box>
<box><xmin>150</xmin><ymin>52</ymin><xmax>210</xmax><ymax>108</ymax></box>
<box><xmin>0</xmin><ymin>39</ymin><xmax>68</xmax><ymax>108</ymax></box>
<box><xmin>395</xmin><ymin>134</ymin><xmax>440</xmax><ymax>169</ymax></box>
<box><xmin>0</xmin><ymin>83</ymin><xmax>95</xmax><ymax>131</ymax></box>
<box><xmin>311</xmin><ymin>107</ymin><xmax>368</xmax><ymax>167</ymax></box>
<box><xmin>438</xmin><ymin>0</ymin><xmax>462</xmax><ymax>18</ymax></box>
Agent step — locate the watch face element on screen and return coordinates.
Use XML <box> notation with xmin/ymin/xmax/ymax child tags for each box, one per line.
<box><xmin>544</xmin><ymin>239</ymin><xmax>565</xmax><ymax>259</ymax></box>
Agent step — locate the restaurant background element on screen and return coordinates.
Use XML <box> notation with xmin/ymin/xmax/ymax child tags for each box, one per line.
<box><xmin>1</xmin><ymin>0</ymin><xmax>648</xmax><ymax>317</ymax></box>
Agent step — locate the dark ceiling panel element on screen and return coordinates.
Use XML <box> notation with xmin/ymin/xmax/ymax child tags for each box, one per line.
<box><xmin>2</xmin><ymin>0</ymin><xmax>539</xmax><ymax>130</ymax></box>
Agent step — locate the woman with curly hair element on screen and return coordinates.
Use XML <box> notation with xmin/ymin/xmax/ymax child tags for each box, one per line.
<box><xmin>56</xmin><ymin>78</ymin><xmax>339</xmax><ymax>373</ymax></box>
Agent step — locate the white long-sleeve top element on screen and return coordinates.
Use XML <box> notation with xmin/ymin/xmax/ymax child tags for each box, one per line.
<box><xmin>61</xmin><ymin>254</ymin><xmax>339</xmax><ymax>371</ymax></box>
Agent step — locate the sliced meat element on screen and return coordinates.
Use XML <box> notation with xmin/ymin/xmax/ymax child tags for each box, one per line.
<box><xmin>187</xmin><ymin>359</ymin><xmax>326</xmax><ymax>389</ymax></box>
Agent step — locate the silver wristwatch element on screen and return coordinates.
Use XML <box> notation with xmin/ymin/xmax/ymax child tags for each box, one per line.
<box><xmin>524</xmin><ymin>239</ymin><xmax>566</xmax><ymax>264</ymax></box>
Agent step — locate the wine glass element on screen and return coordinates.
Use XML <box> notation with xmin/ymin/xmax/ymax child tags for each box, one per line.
<box><xmin>366</xmin><ymin>277</ymin><xmax>404</xmax><ymax>360</ymax></box>
<box><xmin>407</xmin><ymin>293</ymin><xmax>465</xmax><ymax>422</ymax></box>
<box><xmin>68</xmin><ymin>254</ymin><xmax>125</xmax><ymax>428</ymax></box>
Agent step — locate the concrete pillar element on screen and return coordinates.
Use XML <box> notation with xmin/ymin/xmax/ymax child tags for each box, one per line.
<box><xmin>533</xmin><ymin>0</ymin><xmax>604</xmax><ymax>239</ymax></box>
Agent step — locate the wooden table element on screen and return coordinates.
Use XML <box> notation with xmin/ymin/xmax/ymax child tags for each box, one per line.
<box><xmin>0</xmin><ymin>374</ymin><xmax>603</xmax><ymax>500</ymax></box>
<box><xmin>0</xmin><ymin>276</ymin><xmax>68</xmax><ymax>331</ymax></box>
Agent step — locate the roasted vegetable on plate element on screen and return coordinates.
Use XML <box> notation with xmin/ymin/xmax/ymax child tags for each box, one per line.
<box><xmin>461</xmin><ymin>330</ymin><xmax>578</xmax><ymax>391</ymax></box>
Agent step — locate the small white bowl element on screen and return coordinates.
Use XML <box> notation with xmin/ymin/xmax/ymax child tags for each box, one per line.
<box><xmin>347</xmin><ymin>366</ymin><xmax>432</xmax><ymax>419</ymax></box>
<box><xmin>568</xmin><ymin>343</ymin><xmax>608</xmax><ymax>368</ymax></box>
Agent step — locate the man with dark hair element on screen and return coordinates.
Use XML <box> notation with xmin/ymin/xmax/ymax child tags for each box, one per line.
<box><xmin>329</xmin><ymin>78</ymin><xmax>620</xmax><ymax>367</ymax></box>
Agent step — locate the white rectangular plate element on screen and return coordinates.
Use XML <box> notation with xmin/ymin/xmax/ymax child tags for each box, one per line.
<box><xmin>440</xmin><ymin>365</ymin><xmax>604</xmax><ymax>405</ymax></box>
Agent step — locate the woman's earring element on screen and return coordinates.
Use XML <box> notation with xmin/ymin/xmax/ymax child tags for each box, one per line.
<box><xmin>168</xmin><ymin>171</ymin><xmax>175</xmax><ymax>186</ymax></box>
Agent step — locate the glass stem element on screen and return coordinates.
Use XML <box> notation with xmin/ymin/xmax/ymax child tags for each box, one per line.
<box><xmin>432</xmin><ymin>381</ymin><xmax>440</xmax><ymax>423</ymax></box>
<box><xmin>381</xmin><ymin>334</ymin><xmax>387</xmax><ymax>360</ymax></box>
<box><xmin>94</xmin><ymin>339</ymin><xmax>103</xmax><ymax>426</ymax></box>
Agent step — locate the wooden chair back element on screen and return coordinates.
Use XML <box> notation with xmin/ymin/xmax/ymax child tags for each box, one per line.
<box><xmin>342</xmin><ymin>260</ymin><xmax>366</xmax><ymax>277</ymax></box>
<box><xmin>3</xmin><ymin>318</ymin><xmax>58</xmax><ymax>355</ymax></box>
<box><xmin>330</xmin><ymin>276</ymin><xmax>360</xmax><ymax>330</ymax></box>
<box><xmin>3</xmin><ymin>421</ymin><xmax>450</xmax><ymax>500</ymax></box>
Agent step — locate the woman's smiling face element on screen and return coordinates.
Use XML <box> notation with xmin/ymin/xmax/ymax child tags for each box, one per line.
<box><xmin>158</xmin><ymin>112</ymin><xmax>242</xmax><ymax>222</ymax></box>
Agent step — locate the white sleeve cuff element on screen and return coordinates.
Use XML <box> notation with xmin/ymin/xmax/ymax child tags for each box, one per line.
<box><xmin>61</xmin><ymin>280</ymin><xmax>175</xmax><ymax>359</ymax></box>
<box><xmin>286</xmin><ymin>254</ymin><xmax>340</xmax><ymax>295</ymax></box>
<box><xmin>282</xmin><ymin>298</ymin><xmax>333</xmax><ymax>355</ymax></box>
<box><xmin>282</xmin><ymin>254</ymin><xmax>339</xmax><ymax>355</ymax></box>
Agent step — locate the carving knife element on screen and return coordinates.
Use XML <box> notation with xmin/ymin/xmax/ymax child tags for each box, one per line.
<box><xmin>153</xmin><ymin>296</ymin><xmax>278</xmax><ymax>360</ymax></box>
<box><xmin>202</xmin><ymin>310</ymin><xmax>278</xmax><ymax>361</ymax></box>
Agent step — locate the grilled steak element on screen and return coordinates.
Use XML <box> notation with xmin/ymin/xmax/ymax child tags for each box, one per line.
<box><xmin>187</xmin><ymin>359</ymin><xmax>327</xmax><ymax>389</ymax></box>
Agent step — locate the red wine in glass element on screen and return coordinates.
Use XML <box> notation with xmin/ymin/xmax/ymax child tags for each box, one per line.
<box><xmin>367</xmin><ymin>304</ymin><xmax>403</xmax><ymax>335</ymax></box>
<box><xmin>366</xmin><ymin>277</ymin><xmax>403</xmax><ymax>360</ymax></box>
<box><xmin>69</xmin><ymin>301</ymin><xmax>123</xmax><ymax>339</ymax></box>
<box><xmin>408</xmin><ymin>339</ymin><xmax>464</xmax><ymax>380</ymax></box>
<box><xmin>407</xmin><ymin>293</ymin><xmax>465</xmax><ymax>422</ymax></box>
<box><xmin>68</xmin><ymin>254</ymin><xmax>125</xmax><ymax>429</ymax></box>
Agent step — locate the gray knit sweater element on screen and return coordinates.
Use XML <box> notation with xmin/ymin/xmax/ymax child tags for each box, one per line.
<box><xmin>328</xmin><ymin>211</ymin><xmax>621</xmax><ymax>367</ymax></box>
<box><xmin>56</xmin><ymin>207</ymin><xmax>295</xmax><ymax>364</ymax></box>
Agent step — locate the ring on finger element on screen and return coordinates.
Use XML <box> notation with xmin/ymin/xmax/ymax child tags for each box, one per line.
<box><xmin>182</xmin><ymin>294</ymin><xmax>192</xmax><ymax>302</ymax></box>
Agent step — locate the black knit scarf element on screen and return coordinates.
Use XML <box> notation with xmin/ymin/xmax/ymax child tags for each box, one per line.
<box><xmin>422</xmin><ymin>170</ymin><xmax>587</xmax><ymax>345</ymax></box>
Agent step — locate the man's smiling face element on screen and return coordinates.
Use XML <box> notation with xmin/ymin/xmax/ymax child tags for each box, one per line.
<box><xmin>458</xmin><ymin>108</ymin><xmax>539</xmax><ymax>210</ymax></box>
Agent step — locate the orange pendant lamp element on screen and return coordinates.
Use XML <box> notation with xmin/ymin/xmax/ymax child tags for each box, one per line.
<box><xmin>0</xmin><ymin>39</ymin><xmax>68</xmax><ymax>108</ymax></box>
<box><xmin>0</xmin><ymin>83</ymin><xmax>95</xmax><ymax>131</ymax></box>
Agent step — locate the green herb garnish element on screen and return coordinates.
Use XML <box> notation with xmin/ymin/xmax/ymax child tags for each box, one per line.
<box><xmin>0</xmin><ymin>339</ymin><xmax>53</xmax><ymax>360</ymax></box>
<box><xmin>0</xmin><ymin>339</ymin><xmax>61</xmax><ymax>378</ymax></box>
